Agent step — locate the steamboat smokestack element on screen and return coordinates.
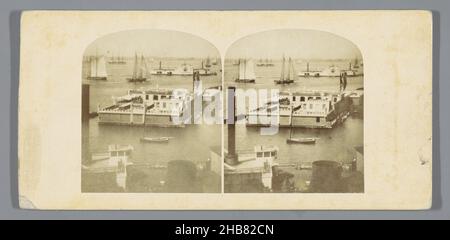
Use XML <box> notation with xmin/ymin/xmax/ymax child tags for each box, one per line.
<box><xmin>82</xmin><ymin>84</ymin><xmax>90</xmax><ymax>121</ymax></box>
<box><xmin>225</xmin><ymin>86</ymin><xmax>237</xmax><ymax>165</ymax></box>
<box><xmin>82</xmin><ymin>84</ymin><xmax>90</xmax><ymax>164</ymax></box>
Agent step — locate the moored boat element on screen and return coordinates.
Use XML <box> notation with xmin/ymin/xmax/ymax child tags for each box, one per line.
<box><xmin>274</xmin><ymin>56</ymin><xmax>296</xmax><ymax>85</ymax></box>
<box><xmin>140</xmin><ymin>137</ymin><xmax>172</xmax><ymax>143</ymax></box>
<box><xmin>235</xmin><ymin>59</ymin><xmax>256</xmax><ymax>83</ymax></box>
<box><xmin>286</xmin><ymin>137</ymin><xmax>317</xmax><ymax>144</ymax></box>
<box><xmin>298</xmin><ymin>64</ymin><xmax>340</xmax><ymax>77</ymax></box>
<box><xmin>256</xmin><ymin>58</ymin><xmax>274</xmax><ymax>67</ymax></box>
<box><xmin>87</xmin><ymin>52</ymin><xmax>108</xmax><ymax>80</ymax></box>
<box><xmin>298</xmin><ymin>62</ymin><xmax>321</xmax><ymax>77</ymax></box>
<box><xmin>195</xmin><ymin>61</ymin><xmax>217</xmax><ymax>76</ymax></box>
<box><xmin>127</xmin><ymin>53</ymin><xmax>148</xmax><ymax>82</ymax></box>
<box><xmin>150</xmin><ymin>61</ymin><xmax>174</xmax><ymax>75</ymax></box>
<box><xmin>108</xmin><ymin>55</ymin><xmax>126</xmax><ymax>64</ymax></box>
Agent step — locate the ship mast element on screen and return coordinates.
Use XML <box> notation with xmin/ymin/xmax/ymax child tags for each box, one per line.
<box><xmin>132</xmin><ymin>53</ymin><xmax>138</xmax><ymax>79</ymax></box>
<box><xmin>139</xmin><ymin>55</ymin><xmax>145</xmax><ymax>79</ymax></box>
<box><xmin>287</xmin><ymin>57</ymin><xmax>292</xmax><ymax>81</ymax></box>
<box><xmin>243</xmin><ymin>59</ymin><xmax>246</xmax><ymax>80</ymax></box>
<box><xmin>290</xmin><ymin>58</ymin><xmax>296</xmax><ymax>82</ymax></box>
<box><xmin>289</xmin><ymin>106</ymin><xmax>294</xmax><ymax>139</ymax></box>
<box><xmin>95</xmin><ymin>49</ymin><xmax>98</xmax><ymax>78</ymax></box>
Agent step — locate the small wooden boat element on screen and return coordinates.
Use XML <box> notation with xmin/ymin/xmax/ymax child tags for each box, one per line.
<box><xmin>140</xmin><ymin>137</ymin><xmax>172</xmax><ymax>143</ymax></box>
<box><xmin>286</xmin><ymin>106</ymin><xmax>317</xmax><ymax>144</ymax></box>
<box><xmin>286</xmin><ymin>137</ymin><xmax>317</xmax><ymax>144</ymax></box>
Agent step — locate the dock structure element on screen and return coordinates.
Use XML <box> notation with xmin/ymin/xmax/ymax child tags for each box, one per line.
<box><xmin>246</xmin><ymin>90</ymin><xmax>361</xmax><ymax>128</ymax></box>
<box><xmin>97</xmin><ymin>88</ymin><xmax>190</xmax><ymax>127</ymax></box>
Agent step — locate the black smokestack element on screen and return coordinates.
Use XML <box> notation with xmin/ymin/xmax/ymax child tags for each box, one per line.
<box><xmin>82</xmin><ymin>84</ymin><xmax>90</xmax><ymax>121</ymax></box>
<box><xmin>225</xmin><ymin>86</ymin><xmax>237</xmax><ymax>165</ymax></box>
<box><xmin>82</xmin><ymin>84</ymin><xmax>90</xmax><ymax>164</ymax></box>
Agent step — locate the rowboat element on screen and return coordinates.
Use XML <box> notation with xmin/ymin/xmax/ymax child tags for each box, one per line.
<box><xmin>140</xmin><ymin>137</ymin><xmax>172</xmax><ymax>143</ymax></box>
<box><xmin>286</xmin><ymin>106</ymin><xmax>317</xmax><ymax>144</ymax></box>
<box><xmin>286</xmin><ymin>137</ymin><xmax>317</xmax><ymax>144</ymax></box>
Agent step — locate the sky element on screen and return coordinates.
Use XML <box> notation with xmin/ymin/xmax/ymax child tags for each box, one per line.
<box><xmin>84</xmin><ymin>29</ymin><xmax>362</xmax><ymax>60</ymax></box>
<box><xmin>84</xmin><ymin>29</ymin><xmax>220</xmax><ymax>59</ymax></box>
<box><xmin>226</xmin><ymin>29</ymin><xmax>363</xmax><ymax>60</ymax></box>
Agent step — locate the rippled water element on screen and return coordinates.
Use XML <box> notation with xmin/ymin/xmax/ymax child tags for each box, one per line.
<box><xmin>224</xmin><ymin>59</ymin><xmax>364</xmax><ymax>164</ymax></box>
<box><xmin>83</xmin><ymin>58</ymin><xmax>222</xmax><ymax>165</ymax></box>
<box><xmin>82</xmin><ymin>58</ymin><xmax>363</xmax><ymax>181</ymax></box>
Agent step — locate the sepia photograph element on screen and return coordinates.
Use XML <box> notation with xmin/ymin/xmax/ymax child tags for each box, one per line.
<box><xmin>81</xmin><ymin>29</ymin><xmax>222</xmax><ymax>193</ymax></box>
<box><xmin>17</xmin><ymin>10</ymin><xmax>432</xmax><ymax>210</ymax></box>
<box><xmin>224</xmin><ymin>29</ymin><xmax>364</xmax><ymax>193</ymax></box>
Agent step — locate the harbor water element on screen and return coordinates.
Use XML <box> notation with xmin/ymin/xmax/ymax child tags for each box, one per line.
<box><xmin>224</xmin><ymin>59</ymin><xmax>364</xmax><ymax>165</ymax></box>
<box><xmin>83</xmin><ymin>57</ymin><xmax>363</xmax><ymax>192</ymax></box>
<box><xmin>84</xmin><ymin>58</ymin><xmax>222</xmax><ymax>166</ymax></box>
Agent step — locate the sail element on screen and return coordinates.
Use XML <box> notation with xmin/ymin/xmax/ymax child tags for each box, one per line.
<box><xmin>132</xmin><ymin>53</ymin><xmax>139</xmax><ymax>79</ymax></box>
<box><xmin>90</xmin><ymin>56</ymin><xmax>107</xmax><ymax>78</ymax></box>
<box><xmin>290</xmin><ymin>58</ymin><xmax>296</xmax><ymax>81</ymax></box>
<box><xmin>287</xmin><ymin>58</ymin><xmax>296</xmax><ymax>81</ymax></box>
<box><xmin>96</xmin><ymin>56</ymin><xmax>108</xmax><ymax>78</ymax></box>
<box><xmin>238</xmin><ymin>59</ymin><xmax>246</xmax><ymax>79</ymax></box>
<box><xmin>138</xmin><ymin>55</ymin><xmax>148</xmax><ymax>79</ymax></box>
<box><xmin>89</xmin><ymin>57</ymin><xmax>97</xmax><ymax>77</ymax></box>
<box><xmin>238</xmin><ymin>59</ymin><xmax>255</xmax><ymax>80</ymax></box>
<box><xmin>287</xmin><ymin>58</ymin><xmax>292</xmax><ymax>80</ymax></box>
<box><xmin>245</xmin><ymin>59</ymin><xmax>255</xmax><ymax>80</ymax></box>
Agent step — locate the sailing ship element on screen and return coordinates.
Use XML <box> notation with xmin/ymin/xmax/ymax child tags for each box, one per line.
<box><xmin>235</xmin><ymin>59</ymin><xmax>256</xmax><ymax>83</ymax></box>
<box><xmin>256</xmin><ymin>58</ymin><xmax>274</xmax><ymax>67</ymax></box>
<box><xmin>274</xmin><ymin>56</ymin><xmax>295</xmax><ymax>84</ymax></box>
<box><xmin>353</xmin><ymin>58</ymin><xmax>361</xmax><ymax>69</ymax></box>
<box><xmin>205</xmin><ymin>57</ymin><xmax>212</xmax><ymax>68</ymax></box>
<box><xmin>127</xmin><ymin>53</ymin><xmax>148</xmax><ymax>83</ymax></box>
<box><xmin>286</xmin><ymin>105</ymin><xmax>317</xmax><ymax>144</ymax></box>
<box><xmin>211</xmin><ymin>58</ymin><xmax>219</xmax><ymax>66</ymax></box>
<box><xmin>108</xmin><ymin>55</ymin><xmax>126</xmax><ymax>64</ymax></box>
<box><xmin>157</xmin><ymin>61</ymin><xmax>217</xmax><ymax>76</ymax></box>
<box><xmin>87</xmin><ymin>53</ymin><xmax>108</xmax><ymax>80</ymax></box>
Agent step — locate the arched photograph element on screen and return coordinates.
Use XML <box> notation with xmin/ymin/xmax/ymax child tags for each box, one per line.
<box><xmin>224</xmin><ymin>29</ymin><xmax>364</xmax><ymax>193</ymax></box>
<box><xmin>81</xmin><ymin>29</ymin><xmax>222</xmax><ymax>193</ymax></box>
